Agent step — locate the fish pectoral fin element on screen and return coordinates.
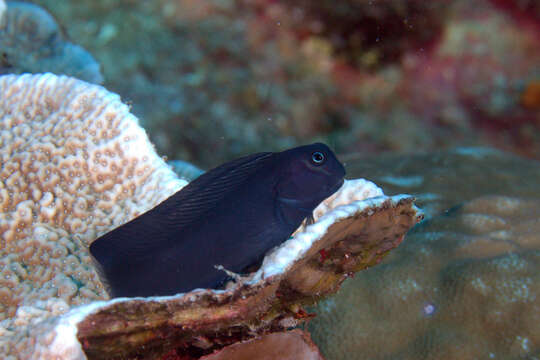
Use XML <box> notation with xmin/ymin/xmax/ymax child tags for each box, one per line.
<box><xmin>214</xmin><ymin>264</ymin><xmax>243</xmax><ymax>280</ymax></box>
<box><xmin>304</xmin><ymin>213</ymin><xmax>315</xmax><ymax>226</ymax></box>
<box><xmin>88</xmin><ymin>248</ymin><xmax>114</xmax><ymax>297</ymax></box>
<box><xmin>276</xmin><ymin>196</ymin><xmax>318</xmax><ymax>214</ymax></box>
<box><xmin>214</xmin><ymin>265</ymin><xmax>250</xmax><ymax>289</ymax></box>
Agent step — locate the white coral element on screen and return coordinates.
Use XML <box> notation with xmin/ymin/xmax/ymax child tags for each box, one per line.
<box><xmin>0</xmin><ymin>73</ymin><xmax>186</xmax><ymax>358</ymax></box>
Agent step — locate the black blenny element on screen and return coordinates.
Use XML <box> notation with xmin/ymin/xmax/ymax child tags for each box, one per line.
<box><xmin>90</xmin><ymin>143</ymin><xmax>346</xmax><ymax>297</ymax></box>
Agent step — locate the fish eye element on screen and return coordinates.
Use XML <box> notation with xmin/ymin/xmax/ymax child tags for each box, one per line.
<box><xmin>311</xmin><ymin>151</ymin><xmax>325</xmax><ymax>165</ymax></box>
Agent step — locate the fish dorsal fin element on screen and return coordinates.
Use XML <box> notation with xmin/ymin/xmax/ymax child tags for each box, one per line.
<box><xmin>91</xmin><ymin>151</ymin><xmax>274</xmax><ymax>256</ymax></box>
<box><xmin>154</xmin><ymin>151</ymin><xmax>275</xmax><ymax>227</ymax></box>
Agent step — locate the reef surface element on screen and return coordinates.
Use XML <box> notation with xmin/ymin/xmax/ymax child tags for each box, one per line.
<box><xmin>309</xmin><ymin>148</ymin><xmax>540</xmax><ymax>359</ymax></box>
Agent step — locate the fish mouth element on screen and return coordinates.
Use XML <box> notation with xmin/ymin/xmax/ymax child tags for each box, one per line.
<box><xmin>276</xmin><ymin>196</ymin><xmax>312</xmax><ymax>212</ymax></box>
<box><xmin>327</xmin><ymin>178</ymin><xmax>345</xmax><ymax>194</ymax></box>
<box><xmin>277</xmin><ymin>178</ymin><xmax>344</xmax><ymax>209</ymax></box>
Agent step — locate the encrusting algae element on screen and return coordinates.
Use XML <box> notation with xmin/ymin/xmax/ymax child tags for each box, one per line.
<box><xmin>0</xmin><ymin>73</ymin><xmax>422</xmax><ymax>359</ymax></box>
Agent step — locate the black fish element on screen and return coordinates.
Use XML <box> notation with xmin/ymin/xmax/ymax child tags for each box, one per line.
<box><xmin>89</xmin><ymin>143</ymin><xmax>346</xmax><ymax>297</ymax></box>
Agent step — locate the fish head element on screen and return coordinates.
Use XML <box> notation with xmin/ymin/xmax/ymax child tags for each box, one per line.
<box><xmin>276</xmin><ymin>143</ymin><xmax>346</xmax><ymax>211</ymax></box>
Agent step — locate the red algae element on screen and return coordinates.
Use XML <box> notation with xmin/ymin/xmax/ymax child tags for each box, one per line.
<box><xmin>521</xmin><ymin>81</ymin><xmax>540</xmax><ymax>110</ymax></box>
<box><xmin>488</xmin><ymin>0</ymin><xmax>540</xmax><ymax>34</ymax></box>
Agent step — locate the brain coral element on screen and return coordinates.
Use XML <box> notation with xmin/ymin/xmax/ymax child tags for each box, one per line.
<box><xmin>0</xmin><ymin>2</ymin><xmax>102</xmax><ymax>83</ymax></box>
<box><xmin>0</xmin><ymin>73</ymin><xmax>185</xmax><ymax>349</ymax></box>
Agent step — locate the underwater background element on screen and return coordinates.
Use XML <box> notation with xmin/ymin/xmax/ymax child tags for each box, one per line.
<box><xmin>6</xmin><ymin>0</ymin><xmax>540</xmax><ymax>168</ymax></box>
<box><xmin>1</xmin><ymin>0</ymin><xmax>540</xmax><ymax>359</ymax></box>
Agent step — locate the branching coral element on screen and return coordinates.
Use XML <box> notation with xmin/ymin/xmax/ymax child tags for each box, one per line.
<box><xmin>0</xmin><ymin>2</ymin><xmax>102</xmax><ymax>83</ymax></box>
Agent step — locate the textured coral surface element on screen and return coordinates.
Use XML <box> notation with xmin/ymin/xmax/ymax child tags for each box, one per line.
<box><xmin>0</xmin><ymin>73</ymin><xmax>184</xmax><ymax>359</ymax></box>
<box><xmin>308</xmin><ymin>148</ymin><xmax>540</xmax><ymax>359</ymax></box>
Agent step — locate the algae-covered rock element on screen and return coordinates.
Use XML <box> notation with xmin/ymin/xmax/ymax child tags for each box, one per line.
<box><xmin>309</xmin><ymin>148</ymin><xmax>540</xmax><ymax>360</ymax></box>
